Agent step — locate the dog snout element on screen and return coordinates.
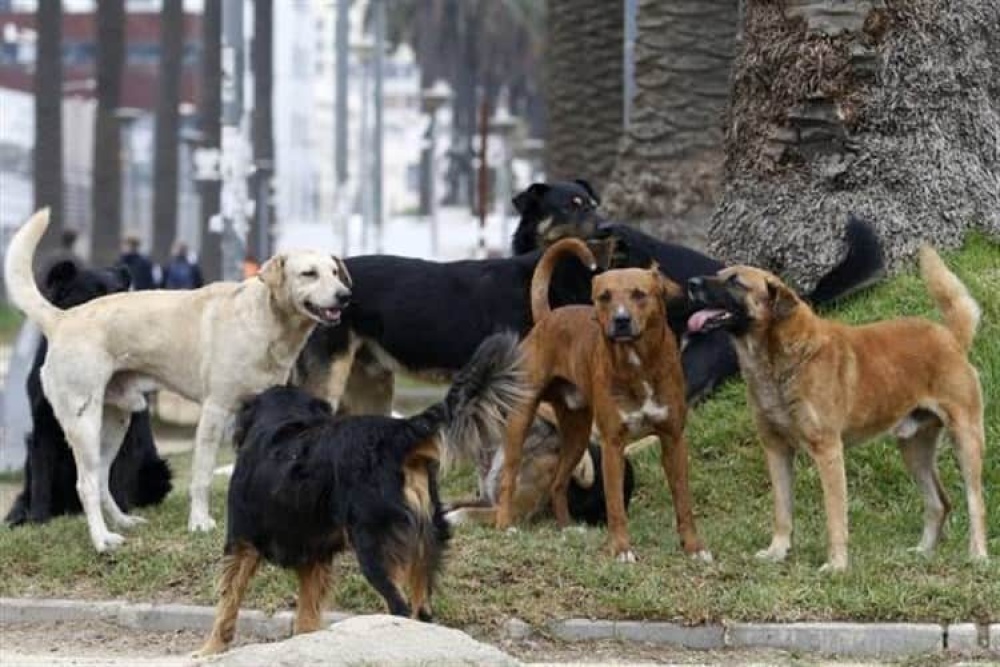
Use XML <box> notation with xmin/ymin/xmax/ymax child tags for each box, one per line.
<box><xmin>612</xmin><ymin>311</ymin><xmax>633</xmax><ymax>334</ymax></box>
<box><xmin>688</xmin><ymin>277</ymin><xmax>706</xmax><ymax>300</ymax></box>
<box><xmin>337</xmin><ymin>288</ymin><xmax>352</xmax><ymax>304</ymax></box>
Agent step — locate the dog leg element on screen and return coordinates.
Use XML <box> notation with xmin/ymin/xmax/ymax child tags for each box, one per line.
<box><xmin>294</xmin><ymin>561</ymin><xmax>333</xmax><ymax>635</ymax></box>
<box><xmin>656</xmin><ymin>424</ymin><xmax>710</xmax><ymax>561</ymax></box>
<box><xmin>188</xmin><ymin>402</ymin><xmax>229</xmax><ymax>532</ymax></box>
<box><xmin>943</xmin><ymin>404</ymin><xmax>988</xmax><ymax>561</ymax></box>
<box><xmin>756</xmin><ymin>434</ymin><xmax>796</xmax><ymax>564</ymax></box>
<box><xmin>496</xmin><ymin>396</ymin><xmax>543</xmax><ymax>530</ymax></box>
<box><xmin>26</xmin><ymin>435</ymin><xmax>54</xmax><ymax>524</ymax></box>
<box><xmin>351</xmin><ymin>530</ymin><xmax>411</xmax><ymax>617</ymax></box>
<box><xmin>592</xmin><ymin>413</ymin><xmax>636</xmax><ymax>563</ymax></box>
<box><xmin>549</xmin><ymin>406</ymin><xmax>593</xmax><ymax>528</ymax></box>
<box><xmin>325</xmin><ymin>335</ymin><xmax>361</xmax><ymax>412</ymax></box>
<box><xmin>898</xmin><ymin>425</ymin><xmax>951</xmax><ymax>555</ymax></box>
<box><xmin>195</xmin><ymin>544</ymin><xmax>261</xmax><ymax>657</ymax></box>
<box><xmin>809</xmin><ymin>438</ymin><xmax>849</xmax><ymax>572</ymax></box>
<box><xmin>99</xmin><ymin>406</ymin><xmax>146</xmax><ymax>529</ymax></box>
<box><xmin>407</xmin><ymin>561</ymin><xmax>432</xmax><ymax>622</ymax></box>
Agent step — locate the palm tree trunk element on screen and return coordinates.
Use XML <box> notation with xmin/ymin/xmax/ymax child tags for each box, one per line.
<box><xmin>604</xmin><ymin>0</ymin><xmax>738</xmax><ymax>250</ymax></box>
<box><xmin>152</xmin><ymin>0</ymin><xmax>184</xmax><ymax>262</ymax></box>
<box><xmin>251</xmin><ymin>0</ymin><xmax>274</xmax><ymax>261</ymax></box>
<box><xmin>711</xmin><ymin>0</ymin><xmax>1000</xmax><ymax>289</ymax></box>
<box><xmin>199</xmin><ymin>0</ymin><xmax>222</xmax><ymax>282</ymax></box>
<box><xmin>34</xmin><ymin>0</ymin><xmax>62</xmax><ymax>256</ymax></box>
<box><xmin>544</xmin><ymin>0</ymin><xmax>623</xmax><ymax>188</ymax></box>
<box><xmin>91</xmin><ymin>0</ymin><xmax>125</xmax><ymax>267</ymax></box>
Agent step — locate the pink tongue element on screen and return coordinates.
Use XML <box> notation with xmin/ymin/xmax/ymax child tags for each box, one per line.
<box><xmin>687</xmin><ymin>309</ymin><xmax>725</xmax><ymax>333</ymax></box>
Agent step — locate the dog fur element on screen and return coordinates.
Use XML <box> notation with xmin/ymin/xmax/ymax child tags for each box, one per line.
<box><xmin>496</xmin><ymin>239</ymin><xmax>710</xmax><ymax>563</ymax></box>
<box><xmin>196</xmin><ymin>333</ymin><xmax>525</xmax><ymax>656</ymax></box>
<box><xmin>5</xmin><ymin>261</ymin><xmax>171</xmax><ymax>526</ymax></box>
<box><xmin>510</xmin><ymin>181</ymin><xmax>886</xmax><ymax>403</ymax></box>
<box><xmin>686</xmin><ymin>246</ymin><xmax>988</xmax><ymax>570</ymax></box>
<box><xmin>3</xmin><ymin>209</ymin><xmax>351</xmax><ymax>551</ymax></box>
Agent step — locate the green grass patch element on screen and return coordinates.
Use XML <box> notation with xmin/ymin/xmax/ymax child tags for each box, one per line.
<box><xmin>1</xmin><ymin>237</ymin><xmax>998</xmax><ymax>627</ymax></box>
<box><xmin>0</xmin><ymin>303</ymin><xmax>24</xmax><ymax>344</ymax></box>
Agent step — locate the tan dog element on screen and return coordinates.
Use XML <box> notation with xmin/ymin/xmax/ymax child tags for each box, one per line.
<box><xmin>687</xmin><ymin>246</ymin><xmax>988</xmax><ymax>570</ymax></box>
<box><xmin>3</xmin><ymin>210</ymin><xmax>352</xmax><ymax>551</ymax></box>
<box><xmin>496</xmin><ymin>239</ymin><xmax>710</xmax><ymax>563</ymax></box>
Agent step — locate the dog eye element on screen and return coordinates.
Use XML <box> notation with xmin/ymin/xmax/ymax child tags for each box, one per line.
<box><xmin>631</xmin><ymin>289</ymin><xmax>647</xmax><ymax>301</ymax></box>
<box><xmin>597</xmin><ymin>291</ymin><xmax>611</xmax><ymax>303</ymax></box>
<box><xmin>300</xmin><ymin>269</ymin><xmax>318</xmax><ymax>278</ymax></box>
<box><xmin>571</xmin><ymin>197</ymin><xmax>583</xmax><ymax>208</ymax></box>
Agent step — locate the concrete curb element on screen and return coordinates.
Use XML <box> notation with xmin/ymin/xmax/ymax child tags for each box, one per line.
<box><xmin>1</xmin><ymin>598</ymin><xmax>996</xmax><ymax>658</ymax></box>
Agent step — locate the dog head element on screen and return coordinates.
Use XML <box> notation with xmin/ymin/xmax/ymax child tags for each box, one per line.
<box><xmin>258</xmin><ymin>251</ymin><xmax>352</xmax><ymax>326</ymax></box>
<box><xmin>687</xmin><ymin>266</ymin><xmax>801</xmax><ymax>338</ymax></box>
<box><xmin>44</xmin><ymin>260</ymin><xmax>132</xmax><ymax>308</ymax></box>
<box><xmin>592</xmin><ymin>264</ymin><xmax>680</xmax><ymax>342</ymax></box>
<box><xmin>510</xmin><ymin>180</ymin><xmax>607</xmax><ymax>255</ymax></box>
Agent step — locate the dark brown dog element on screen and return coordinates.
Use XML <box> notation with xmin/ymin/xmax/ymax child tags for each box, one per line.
<box><xmin>687</xmin><ymin>246</ymin><xmax>987</xmax><ymax>571</ymax></box>
<box><xmin>496</xmin><ymin>239</ymin><xmax>711</xmax><ymax>563</ymax></box>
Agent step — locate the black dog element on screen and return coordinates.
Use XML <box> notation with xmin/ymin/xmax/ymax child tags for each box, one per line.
<box><xmin>197</xmin><ymin>333</ymin><xmax>525</xmax><ymax>656</ymax></box>
<box><xmin>510</xmin><ymin>180</ymin><xmax>886</xmax><ymax>401</ymax></box>
<box><xmin>4</xmin><ymin>261</ymin><xmax>172</xmax><ymax>527</ymax></box>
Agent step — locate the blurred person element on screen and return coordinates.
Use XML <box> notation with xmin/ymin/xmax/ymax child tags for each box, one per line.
<box><xmin>160</xmin><ymin>241</ymin><xmax>204</xmax><ymax>290</ymax></box>
<box><xmin>242</xmin><ymin>252</ymin><xmax>260</xmax><ymax>279</ymax></box>
<box><xmin>119</xmin><ymin>236</ymin><xmax>157</xmax><ymax>290</ymax></box>
<box><xmin>37</xmin><ymin>228</ymin><xmax>85</xmax><ymax>280</ymax></box>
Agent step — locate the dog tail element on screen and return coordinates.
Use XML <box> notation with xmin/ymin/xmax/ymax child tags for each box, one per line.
<box><xmin>919</xmin><ymin>245</ymin><xmax>980</xmax><ymax>353</ymax></box>
<box><xmin>3</xmin><ymin>209</ymin><xmax>61</xmax><ymax>335</ymax></box>
<box><xmin>808</xmin><ymin>214</ymin><xmax>886</xmax><ymax>306</ymax></box>
<box><xmin>407</xmin><ymin>332</ymin><xmax>527</xmax><ymax>470</ymax></box>
<box><xmin>531</xmin><ymin>238</ymin><xmax>597</xmax><ymax>322</ymax></box>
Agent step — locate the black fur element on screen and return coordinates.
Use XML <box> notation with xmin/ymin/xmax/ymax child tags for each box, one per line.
<box><xmin>510</xmin><ymin>183</ymin><xmax>886</xmax><ymax>401</ymax></box>
<box><xmin>568</xmin><ymin>443</ymin><xmax>636</xmax><ymax>525</ymax></box>
<box><xmin>4</xmin><ymin>261</ymin><xmax>172</xmax><ymax>527</ymax></box>
<box><xmin>228</xmin><ymin>333</ymin><xmax>524</xmax><ymax>619</ymax></box>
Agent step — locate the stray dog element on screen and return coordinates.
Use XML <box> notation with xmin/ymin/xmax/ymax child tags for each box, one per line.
<box><xmin>196</xmin><ymin>333</ymin><xmax>524</xmax><ymax>656</ymax></box>
<box><xmin>443</xmin><ymin>403</ymin><xmax>646</xmax><ymax>527</ymax></box>
<box><xmin>3</xmin><ymin>209</ymin><xmax>351</xmax><ymax>551</ymax></box>
<box><xmin>510</xmin><ymin>180</ymin><xmax>886</xmax><ymax>402</ymax></box>
<box><xmin>687</xmin><ymin>246</ymin><xmax>988</xmax><ymax>570</ymax></box>
<box><xmin>5</xmin><ymin>260</ymin><xmax>171</xmax><ymax>526</ymax></box>
<box><xmin>497</xmin><ymin>239</ymin><xmax>710</xmax><ymax>563</ymax></box>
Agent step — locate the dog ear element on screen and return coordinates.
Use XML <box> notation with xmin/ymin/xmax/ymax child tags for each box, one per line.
<box><xmin>332</xmin><ymin>255</ymin><xmax>352</xmax><ymax>289</ymax></box>
<box><xmin>44</xmin><ymin>260</ymin><xmax>78</xmax><ymax>291</ymax></box>
<box><xmin>258</xmin><ymin>254</ymin><xmax>286</xmax><ymax>290</ymax></box>
<box><xmin>648</xmin><ymin>261</ymin><xmax>683</xmax><ymax>302</ymax></box>
<box><xmin>512</xmin><ymin>183</ymin><xmax>550</xmax><ymax>215</ymax></box>
<box><xmin>573</xmin><ymin>179</ymin><xmax>601</xmax><ymax>205</ymax></box>
<box><xmin>767</xmin><ymin>281</ymin><xmax>798</xmax><ymax>320</ymax></box>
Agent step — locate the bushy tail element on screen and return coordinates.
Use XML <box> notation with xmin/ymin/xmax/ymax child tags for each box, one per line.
<box><xmin>531</xmin><ymin>238</ymin><xmax>597</xmax><ymax>322</ymax></box>
<box><xmin>3</xmin><ymin>209</ymin><xmax>61</xmax><ymax>335</ymax></box>
<box><xmin>919</xmin><ymin>245</ymin><xmax>980</xmax><ymax>353</ymax></box>
<box><xmin>407</xmin><ymin>332</ymin><xmax>527</xmax><ymax>470</ymax></box>
<box><xmin>808</xmin><ymin>214</ymin><xmax>886</xmax><ymax>306</ymax></box>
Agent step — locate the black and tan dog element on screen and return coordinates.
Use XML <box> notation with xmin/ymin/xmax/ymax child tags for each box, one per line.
<box><xmin>497</xmin><ymin>239</ymin><xmax>710</xmax><ymax>563</ymax></box>
<box><xmin>687</xmin><ymin>246</ymin><xmax>988</xmax><ymax>570</ymax></box>
<box><xmin>196</xmin><ymin>333</ymin><xmax>525</xmax><ymax>656</ymax></box>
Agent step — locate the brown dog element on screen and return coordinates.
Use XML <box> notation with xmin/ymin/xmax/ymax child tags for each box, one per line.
<box><xmin>496</xmin><ymin>239</ymin><xmax>710</xmax><ymax>563</ymax></box>
<box><xmin>687</xmin><ymin>246</ymin><xmax>988</xmax><ymax>571</ymax></box>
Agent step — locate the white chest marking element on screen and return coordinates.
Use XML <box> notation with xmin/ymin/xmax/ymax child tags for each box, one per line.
<box><xmin>619</xmin><ymin>381</ymin><xmax>670</xmax><ymax>432</ymax></box>
<box><xmin>628</xmin><ymin>350</ymin><xmax>641</xmax><ymax>367</ymax></box>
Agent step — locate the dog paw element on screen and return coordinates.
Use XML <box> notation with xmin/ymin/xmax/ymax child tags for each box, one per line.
<box><xmin>818</xmin><ymin>559</ymin><xmax>848</xmax><ymax>573</ymax></box>
<box><xmin>754</xmin><ymin>546</ymin><xmax>788</xmax><ymax>563</ymax></box>
<box><xmin>615</xmin><ymin>550</ymin><xmax>638</xmax><ymax>564</ymax></box>
<box><xmin>94</xmin><ymin>532</ymin><xmax>126</xmax><ymax>552</ymax></box>
<box><xmin>188</xmin><ymin>515</ymin><xmax>217</xmax><ymax>532</ymax></box>
<box><xmin>191</xmin><ymin>644</ymin><xmax>225</xmax><ymax>659</ymax></box>
<box><xmin>691</xmin><ymin>549</ymin><xmax>714</xmax><ymax>564</ymax></box>
<box><xmin>444</xmin><ymin>509</ymin><xmax>467</xmax><ymax>527</ymax></box>
<box><xmin>114</xmin><ymin>513</ymin><xmax>147</xmax><ymax>530</ymax></box>
<box><xmin>505</xmin><ymin>526</ymin><xmax>520</xmax><ymax>535</ymax></box>
<box><xmin>906</xmin><ymin>545</ymin><xmax>933</xmax><ymax>557</ymax></box>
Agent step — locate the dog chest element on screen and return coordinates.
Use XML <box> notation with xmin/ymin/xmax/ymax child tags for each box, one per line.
<box><xmin>614</xmin><ymin>381</ymin><xmax>670</xmax><ymax>436</ymax></box>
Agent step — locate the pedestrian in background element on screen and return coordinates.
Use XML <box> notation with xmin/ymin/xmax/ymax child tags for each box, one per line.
<box><xmin>160</xmin><ymin>241</ymin><xmax>204</xmax><ymax>290</ymax></box>
<box><xmin>119</xmin><ymin>235</ymin><xmax>157</xmax><ymax>290</ymax></box>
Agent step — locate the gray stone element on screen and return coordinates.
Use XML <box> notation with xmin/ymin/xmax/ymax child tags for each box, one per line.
<box><xmin>206</xmin><ymin>614</ymin><xmax>521</xmax><ymax>666</ymax></box>
<box><xmin>947</xmin><ymin>623</ymin><xmax>982</xmax><ymax>651</ymax></box>
<box><xmin>728</xmin><ymin>622</ymin><xmax>943</xmax><ymax>657</ymax></box>
<box><xmin>117</xmin><ymin>602</ymin><xmax>289</xmax><ymax>640</ymax></box>
<box><xmin>990</xmin><ymin>624</ymin><xmax>999</xmax><ymax>653</ymax></box>
<box><xmin>546</xmin><ymin>618</ymin><xmax>616</xmax><ymax>642</ymax></box>
<box><xmin>615</xmin><ymin>621</ymin><xmax>724</xmax><ymax>649</ymax></box>
<box><xmin>0</xmin><ymin>597</ymin><xmax>120</xmax><ymax>624</ymax></box>
<box><xmin>502</xmin><ymin>617</ymin><xmax>533</xmax><ymax>640</ymax></box>
<box><xmin>321</xmin><ymin>610</ymin><xmax>352</xmax><ymax>626</ymax></box>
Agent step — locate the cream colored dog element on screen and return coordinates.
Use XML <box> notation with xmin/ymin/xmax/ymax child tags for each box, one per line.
<box><xmin>3</xmin><ymin>210</ymin><xmax>352</xmax><ymax>552</ymax></box>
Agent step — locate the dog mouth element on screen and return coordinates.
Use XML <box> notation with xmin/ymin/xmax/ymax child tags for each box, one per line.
<box><xmin>304</xmin><ymin>302</ymin><xmax>343</xmax><ymax>325</ymax></box>
<box><xmin>687</xmin><ymin>309</ymin><xmax>733</xmax><ymax>334</ymax></box>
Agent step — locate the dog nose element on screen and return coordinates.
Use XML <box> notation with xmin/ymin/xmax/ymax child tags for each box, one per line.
<box><xmin>688</xmin><ymin>277</ymin><xmax>704</xmax><ymax>289</ymax></box>
<box><xmin>613</xmin><ymin>313</ymin><xmax>632</xmax><ymax>329</ymax></box>
<box><xmin>338</xmin><ymin>289</ymin><xmax>352</xmax><ymax>303</ymax></box>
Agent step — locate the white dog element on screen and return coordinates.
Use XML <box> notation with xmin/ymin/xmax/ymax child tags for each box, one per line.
<box><xmin>3</xmin><ymin>209</ymin><xmax>351</xmax><ymax>551</ymax></box>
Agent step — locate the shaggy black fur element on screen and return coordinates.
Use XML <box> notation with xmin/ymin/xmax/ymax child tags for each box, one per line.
<box><xmin>567</xmin><ymin>443</ymin><xmax>636</xmax><ymax>525</ymax></box>
<box><xmin>510</xmin><ymin>181</ymin><xmax>886</xmax><ymax>401</ymax></box>
<box><xmin>4</xmin><ymin>261</ymin><xmax>172</xmax><ymax>527</ymax></box>
<box><xmin>227</xmin><ymin>333</ymin><xmax>524</xmax><ymax>619</ymax></box>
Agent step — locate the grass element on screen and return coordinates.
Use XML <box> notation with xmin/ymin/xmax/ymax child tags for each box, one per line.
<box><xmin>0</xmin><ymin>236</ymin><xmax>998</xmax><ymax>630</ymax></box>
<box><xmin>0</xmin><ymin>303</ymin><xmax>24</xmax><ymax>344</ymax></box>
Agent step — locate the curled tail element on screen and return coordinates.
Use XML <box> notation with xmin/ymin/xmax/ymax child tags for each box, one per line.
<box><xmin>407</xmin><ymin>332</ymin><xmax>527</xmax><ymax>470</ymax></box>
<box><xmin>531</xmin><ymin>238</ymin><xmax>597</xmax><ymax>322</ymax></box>
<box><xmin>919</xmin><ymin>245</ymin><xmax>980</xmax><ymax>352</ymax></box>
<box><xmin>3</xmin><ymin>209</ymin><xmax>61</xmax><ymax>335</ymax></box>
<box><xmin>808</xmin><ymin>214</ymin><xmax>885</xmax><ymax>306</ymax></box>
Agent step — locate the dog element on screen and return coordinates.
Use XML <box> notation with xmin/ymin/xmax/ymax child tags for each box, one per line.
<box><xmin>442</xmin><ymin>402</ymin><xmax>645</xmax><ymax>528</ymax></box>
<box><xmin>686</xmin><ymin>246</ymin><xmax>988</xmax><ymax>570</ymax></box>
<box><xmin>5</xmin><ymin>260</ymin><xmax>171</xmax><ymax>527</ymax></box>
<box><xmin>196</xmin><ymin>333</ymin><xmax>525</xmax><ymax>656</ymax></box>
<box><xmin>510</xmin><ymin>180</ymin><xmax>886</xmax><ymax>402</ymax></box>
<box><xmin>3</xmin><ymin>209</ymin><xmax>351</xmax><ymax>552</ymax></box>
<box><xmin>496</xmin><ymin>239</ymin><xmax>710</xmax><ymax>563</ymax></box>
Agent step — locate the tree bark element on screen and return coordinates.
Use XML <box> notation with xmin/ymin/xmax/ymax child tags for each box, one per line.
<box><xmin>34</xmin><ymin>0</ymin><xmax>62</xmax><ymax>253</ymax></box>
<box><xmin>199</xmin><ymin>0</ymin><xmax>222</xmax><ymax>282</ymax></box>
<box><xmin>603</xmin><ymin>0</ymin><xmax>739</xmax><ymax>250</ymax></box>
<box><xmin>152</xmin><ymin>0</ymin><xmax>184</xmax><ymax>262</ymax></box>
<box><xmin>91</xmin><ymin>0</ymin><xmax>125</xmax><ymax>267</ymax></box>
<box><xmin>711</xmin><ymin>0</ymin><xmax>1000</xmax><ymax>290</ymax></box>
<box><xmin>544</xmin><ymin>0</ymin><xmax>623</xmax><ymax>188</ymax></box>
<box><xmin>250</xmin><ymin>0</ymin><xmax>274</xmax><ymax>260</ymax></box>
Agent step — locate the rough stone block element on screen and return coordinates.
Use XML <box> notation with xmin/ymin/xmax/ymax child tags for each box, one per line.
<box><xmin>728</xmin><ymin>622</ymin><xmax>942</xmax><ymax>657</ymax></box>
<box><xmin>615</xmin><ymin>621</ymin><xmax>724</xmax><ymax>649</ymax></box>
<box><xmin>946</xmin><ymin>623</ymin><xmax>981</xmax><ymax>651</ymax></box>
<box><xmin>547</xmin><ymin>618</ymin><xmax>615</xmax><ymax>642</ymax></box>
